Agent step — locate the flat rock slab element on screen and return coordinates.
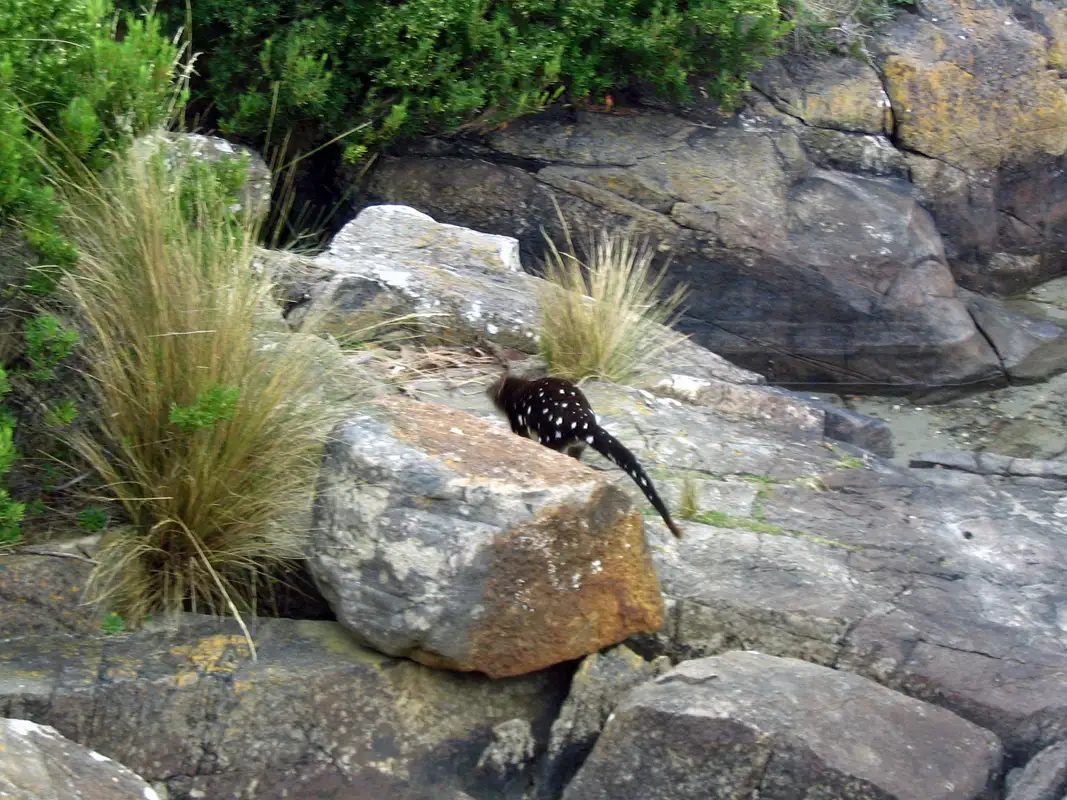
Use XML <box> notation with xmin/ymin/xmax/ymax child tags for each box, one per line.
<box><xmin>0</xmin><ymin>718</ymin><xmax>158</xmax><ymax>800</ymax></box>
<box><xmin>310</xmin><ymin>397</ymin><xmax>664</xmax><ymax>677</ymax></box>
<box><xmin>563</xmin><ymin>651</ymin><xmax>1002</xmax><ymax>800</ymax></box>
<box><xmin>0</xmin><ymin>616</ymin><xmax>568</xmax><ymax>800</ymax></box>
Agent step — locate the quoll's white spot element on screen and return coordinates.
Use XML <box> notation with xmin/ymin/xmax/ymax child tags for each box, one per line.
<box><xmin>559</xmin><ymin>389</ymin><xmax>565</xmax><ymax>394</ymax></box>
<box><xmin>561</xmin><ymin>403</ymin><xmax>568</xmax><ymax>409</ymax></box>
<box><xmin>555</xmin><ymin>431</ymin><xmax>562</xmax><ymax>439</ymax></box>
<box><xmin>556</xmin><ymin>417</ymin><xmax>563</xmax><ymax>425</ymax></box>
<box><xmin>571</xmin><ymin>422</ymin><xmax>577</xmax><ymax>429</ymax></box>
<box><xmin>586</xmin><ymin>436</ymin><xmax>594</xmax><ymax>444</ymax></box>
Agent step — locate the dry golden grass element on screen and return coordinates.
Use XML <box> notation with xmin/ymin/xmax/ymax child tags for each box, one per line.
<box><xmin>537</xmin><ymin>208</ymin><xmax>688</xmax><ymax>384</ymax></box>
<box><xmin>57</xmin><ymin>144</ymin><xmax>347</xmax><ymax>631</ymax></box>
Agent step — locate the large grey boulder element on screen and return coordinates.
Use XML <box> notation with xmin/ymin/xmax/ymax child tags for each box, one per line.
<box><xmin>364</xmin><ymin>114</ymin><xmax>1022</xmax><ymax>396</ymax></box>
<box><xmin>309</xmin><ymin>397</ymin><xmax>665</xmax><ymax>678</ymax></box>
<box><xmin>0</xmin><ymin>615</ymin><xmax>568</xmax><ymax>800</ymax></box>
<box><xmin>0</xmin><ymin>718</ymin><xmax>159</xmax><ymax>800</ymax></box>
<box><xmin>562</xmin><ymin>651</ymin><xmax>1002</xmax><ymax>800</ymax></box>
<box><xmin>129</xmin><ymin>131</ymin><xmax>272</xmax><ymax>221</ymax></box>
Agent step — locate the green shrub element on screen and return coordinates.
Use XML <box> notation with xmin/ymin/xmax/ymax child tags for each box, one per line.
<box><xmin>76</xmin><ymin>505</ymin><xmax>110</xmax><ymax>532</ymax></box>
<box><xmin>23</xmin><ymin>314</ymin><xmax>79</xmax><ymax>381</ymax></box>
<box><xmin>100</xmin><ymin>611</ymin><xmax>125</xmax><ymax>633</ymax></box>
<box><xmin>0</xmin><ymin>367</ymin><xmax>23</xmax><ymax>543</ymax></box>
<box><xmin>138</xmin><ymin>0</ymin><xmax>790</xmax><ymax>154</ymax></box>
<box><xmin>0</xmin><ymin>0</ymin><xmax>183</xmax><ymax>289</ymax></box>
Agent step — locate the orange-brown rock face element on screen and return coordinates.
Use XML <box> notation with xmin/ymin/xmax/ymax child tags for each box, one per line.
<box><xmin>309</xmin><ymin>397</ymin><xmax>665</xmax><ymax>678</ymax></box>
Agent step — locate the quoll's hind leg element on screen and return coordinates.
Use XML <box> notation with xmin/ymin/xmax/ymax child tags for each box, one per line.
<box><xmin>565</xmin><ymin>443</ymin><xmax>587</xmax><ymax>460</ymax></box>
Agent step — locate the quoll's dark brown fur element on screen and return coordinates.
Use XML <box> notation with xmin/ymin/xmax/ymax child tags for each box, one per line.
<box><xmin>488</xmin><ymin>374</ymin><xmax>684</xmax><ymax>539</ymax></box>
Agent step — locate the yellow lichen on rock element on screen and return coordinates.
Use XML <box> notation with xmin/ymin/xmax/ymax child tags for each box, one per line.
<box><xmin>1035</xmin><ymin>2</ymin><xmax>1067</xmax><ymax>70</ymax></box>
<box><xmin>797</xmin><ymin>73</ymin><xmax>893</xmax><ymax>134</ymax></box>
<box><xmin>170</xmin><ymin>634</ymin><xmax>252</xmax><ymax>687</ymax></box>
<box><xmin>882</xmin><ymin>12</ymin><xmax>1067</xmax><ymax>170</ymax></box>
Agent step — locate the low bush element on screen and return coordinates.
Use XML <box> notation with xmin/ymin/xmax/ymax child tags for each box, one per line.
<box><xmin>57</xmin><ymin>143</ymin><xmax>345</xmax><ymax>625</ymax></box>
<box><xmin>134</xmin><ymin>0</ymin><xmax>791</xmax><ymax>157</ymax></box>
<box><xmin>0</xmin><ymin>0</ymin><xmax>183</xmax><ymax>286</ymax></box>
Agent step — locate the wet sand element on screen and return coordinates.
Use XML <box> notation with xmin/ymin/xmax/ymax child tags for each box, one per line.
<box><xmin>810</xmin><ymin>276</ymin><xmax>1067</xmax><ymax>465</ymax></box>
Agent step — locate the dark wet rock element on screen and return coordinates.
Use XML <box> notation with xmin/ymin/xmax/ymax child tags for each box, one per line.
<box><xmin>910</xmin><ymin>450</ymin><xmax>1067</xmax><ymax>482</ymax></box>
<box><xmin>365</xmin><ymin>122</ymin><xmax>1010</xmax><ymax>396</ymax></box>
<box><xmin>534</xmin><ymin>645</ymin><xmax>668</xmax><ymax>799</ymax></box>
<box><xmin>962</xmin><ymin>289</ymin><xmax>1067</xmax><ymax>383</ymax></box>
<box><xmin>0</xmin><ymin>615</ymin><xmax>568</xmax><ymax>800</ymax></box>
<box><xmin>1004</xmin><ymin>739</ymin><xmax>1067</xmax><ymax>800</ymax></box>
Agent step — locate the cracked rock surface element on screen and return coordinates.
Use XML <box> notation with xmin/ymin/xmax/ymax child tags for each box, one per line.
<box><xmin>413</xmin><ymin>365</ymin><xmax>1067</xmax><ymax>764</ymax></box>
<box><xmin>0</xmin><ymin>616</ymin><xmax>569</xmax><ymax>800</ymax></box>
<box><xmin>561</xmin><ymin>651</ymin><xmax>1003</xmax><ymax>800</ymax></box>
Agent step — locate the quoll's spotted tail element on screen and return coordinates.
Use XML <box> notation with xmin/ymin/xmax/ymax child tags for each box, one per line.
<box><xmin>488</xmin><ymin>374</ymin><xmax>684</xmax><ymax>539</ymax></box>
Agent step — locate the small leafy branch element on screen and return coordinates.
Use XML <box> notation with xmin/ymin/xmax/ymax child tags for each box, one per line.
<box><xmin>169</xmin><ymin>384</ymin><xmax>241</xmax><ymax>433</ymax></box>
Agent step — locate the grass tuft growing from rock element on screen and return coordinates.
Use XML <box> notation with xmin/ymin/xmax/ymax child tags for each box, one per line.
<box><xmin>57</xmin><ymin>143</ymin><xmax>346</xmax><ymax>631</ymax></box>
<box><xmin>537</xmin><ymin>207</ymin><xmax>688</xmax><ymax>384</ymax></box>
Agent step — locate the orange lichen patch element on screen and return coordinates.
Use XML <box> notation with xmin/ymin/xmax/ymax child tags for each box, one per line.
<box><xmin>438</xmin><ymin>484</ymin><xmax>664</xmax><ymax>678</ymax></box>
<box><xmin>170</xmin><ymin>635</ymin><xmax>252</xmax><ymax>687</ymax></box>
<box><xmin>883</xmin><ymin>45</ymin><xmax>1067</xmax><ymax>170</ymax></box>
<box><xmin>377</xmin><ymin>397</ymin><xmax>598</xmax><ymax>486</ymax></box>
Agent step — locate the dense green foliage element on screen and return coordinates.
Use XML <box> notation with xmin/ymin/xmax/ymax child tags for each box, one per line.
<box><xmin>141</xmin><ymin>0</ymin><xmax>791</xmax><ymax>155</ymax></box>
<box><xmin>0</xmin><ymin>0</ymin><xmax>180</xmax><ymax>544</ymax></box>
<box><xmin>0</xmin><ymin>0</ymin><xmax>182</xmax><ymax>281</ymax></box>
<box><xmin>0</xmin><ymin>366</ymin><xmax>23</xmax><ymax>543</ymax></box>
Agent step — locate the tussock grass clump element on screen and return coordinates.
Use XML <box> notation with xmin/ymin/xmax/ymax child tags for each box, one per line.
<box><xmin>58</xmin><ymin>145</ymin><xmax>344</xmax><ymax>629</ymax></box>
<box><xmin>537</xmin><ymin>213</ymin><xmax>689</xmax><ymax>385</ymax></box>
